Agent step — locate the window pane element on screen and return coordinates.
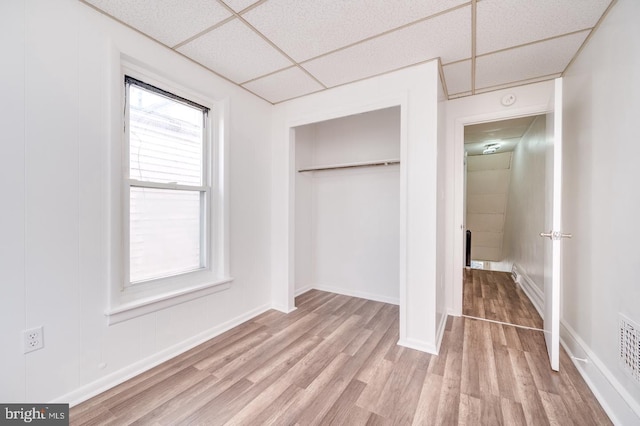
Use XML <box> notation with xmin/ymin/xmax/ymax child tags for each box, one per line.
<box><xmin>129</xmin><ymin>84</ymin><xmax>203</xmax><ymax>186</ymax></box>
<box><xmin>130</xmin><ymin>187</ymin><xmax>202</xmax><ymax>283</ymax></box>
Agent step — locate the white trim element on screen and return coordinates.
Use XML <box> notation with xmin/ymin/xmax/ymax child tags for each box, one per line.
<box><xmin>294</xmin><ymin>284</ymin><xmax>313</xmax><ymax>297</ymax></box>
<box><xmin>312</xmin><ymin>284</ymin><xmax>399</xmax><ymax>306</ymax></box>
<box><xmin>434</xmin><ymin>313</ymin><xmax>448</xmax><ymax>354</ymax></box>
<box><xmin>397</xmin><ymin>337</ymin><xmax>437</xmax><ymax>354</ymax></box>
<box><xmin>560</xmin><ymin>320</ymin><xmax>640</xmax><ymax>425</ymax></box>
<box><xmin>107</xmin><ymin>52</ymin><xmax>231</xmax><ymax>315</ymax></box>
<box><xmin>122</xmin><ymin>64</ymin><xmax>214</xmax><ymax>289</ymax></box>
<box><xmin>272</xmin><ymin>305</ymin><xmax>298</xmax><ymax>314</ymax></box>
<box><xmin>56</xmin><ymin>302</ymin><xmax>272</xmax><ymax>407</ymax></box>
<box><xmin>397</xmin><ymin>97</ymin><xmax>408</xmax><ymax>345</ymax></box>
<box><xmin>216</xmin><ymin>97</ymin><xmax>231</xmax><ymax>280</ymax></box>
<box><xmin>511</xmin><ymin>263</ymin><xmax>544</xmax><ymax>318</ymax></box>
<box><xmin>285</xmin><ymin>97</ymin><xmax>408</xmax><ymax>129</ymax></box>
<box><xmin>128</xmin><ymin>179</ymin><xmax>207</xmax><ymax>192</ymax></box>
<box><xmin>105</xmin><ymin>277</ymin><xmax>233</xmax><ymax>325</ymax></box>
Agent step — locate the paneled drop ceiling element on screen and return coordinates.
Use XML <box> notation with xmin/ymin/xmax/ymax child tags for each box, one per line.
<box><xmin>82</xmin><ymin>0</ymin><xmax>614</xmax><ymax>104</ymax></box>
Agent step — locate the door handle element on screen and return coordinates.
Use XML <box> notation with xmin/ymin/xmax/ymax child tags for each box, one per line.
<box><xmin>540</xmin><ymin>231</ymin><xmax>573</xmax><ymax>240</ymax></box>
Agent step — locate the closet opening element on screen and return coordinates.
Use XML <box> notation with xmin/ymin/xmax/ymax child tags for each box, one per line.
<box><xmin>293</xmin><ymin>106</ymin><xmax>401</xmax><ymax>306</ymax></box>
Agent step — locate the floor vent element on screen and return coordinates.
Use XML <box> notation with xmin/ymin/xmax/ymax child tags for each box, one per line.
<box><xmin>619</xmin><ymin>314</ymin><xmax>640</xmax><ymax>383</ymax></box>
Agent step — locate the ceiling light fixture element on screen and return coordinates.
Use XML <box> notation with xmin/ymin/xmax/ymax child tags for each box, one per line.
<box><xmin>483</xmin><ymin>143</ymin><xmax>501</xmax><ymax>155</ymax></box>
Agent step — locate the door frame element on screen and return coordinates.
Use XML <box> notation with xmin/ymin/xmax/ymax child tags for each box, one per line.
<box><xmin>452</xmin><ymin>103</ymin><xmax>554</xmax><ymax>316</ymax></box>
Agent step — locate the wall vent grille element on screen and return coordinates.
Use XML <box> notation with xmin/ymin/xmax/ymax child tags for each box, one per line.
<box><xmin>619</xmin><ymin>314</ymin><xmax>640</xmax><ymax>383</ymax></box>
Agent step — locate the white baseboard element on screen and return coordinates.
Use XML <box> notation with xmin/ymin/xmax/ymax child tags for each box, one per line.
<box><xmin>397</xmin><ymin>337</ymin><xmax>437</xmax><ymax>355</ymax></box>
<box><xmin>511</xmin><ymin>263</ymin><xmax>543</xmax><ymax>318</ymax></box>
<box><xmin>270</xmin><ymin>304</ymin><xmax>297</xmax><ymax>314</ymax></box>
<box><xmin>312</xmin><ymin>284</ymin><xmax>399</xmax><ymax>305</ymax></box>
<box><xmin>55</xmin><ymin>303</ymin><xmax>272</xmax><ymax>407</ymax></box>
<box><xmin>560</xmin><ymin>320</ymin><xmax>640</xmax><ymax>425</ymax></box>
<box><xmin>398</xmin><ymin>312</ymin><xmax>447</xmax><ymax>356</ymax></box>
<box><xmin>295</xmin><ymin>284</ymin><xmax>313</xmax><ymax>297</ymax></box>
<box><xmin>434</xmin><ymin>313</ymin><xmax>448</xmax><ymax>355</ymax></box>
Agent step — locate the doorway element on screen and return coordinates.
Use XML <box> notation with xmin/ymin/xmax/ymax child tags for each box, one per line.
<box><xmin>462</xmin><ymin>115</ymin><xmax>546</xmax><ymax>330</ymax></box>
<box><xmin>452</xmin><ymin>78</ymin><xmax>564</xmax><ymax>370</ymax></box>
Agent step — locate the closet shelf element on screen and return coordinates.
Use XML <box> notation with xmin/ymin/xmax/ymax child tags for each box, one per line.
<box><xmin>297</xmin><ymin>158</ymin><xmax>400</xmax><ymax>173</ymax></box>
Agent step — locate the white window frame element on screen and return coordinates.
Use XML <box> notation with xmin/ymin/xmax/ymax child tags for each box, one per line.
<box><xmin>124</xmin><ymin>75</ymin><xmax>211</xmax><ymax>286</ymax></box>
<box><xmin>106</xmin><ymin>58</ymin><xmax>231</xmax><ymax>324</ymax></box>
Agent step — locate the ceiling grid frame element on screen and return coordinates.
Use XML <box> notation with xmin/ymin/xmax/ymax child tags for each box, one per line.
<box><xmin>80</xmin><ymin>0</ymin><xmax>616</xmax><ymax>104</ymax></box>
<box><xmin>471</xmin><ymin>0</ymin><xmax>477</xmax><ymax>95</ymax></box>
<box><xmin>213</xmin><ymin>0</ymin><xmax>329</xmax><ymax>89</ymax></box>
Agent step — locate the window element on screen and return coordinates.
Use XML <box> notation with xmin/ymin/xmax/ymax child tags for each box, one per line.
<box><xmin>107</xmin><ymin>60</ymin><xmax>230</xmax><ymax>324</ymax></box>
<box><xmin>125</xmin><ymin>76</ymin><xmax>210</xmax><ymax>285</ymax></box>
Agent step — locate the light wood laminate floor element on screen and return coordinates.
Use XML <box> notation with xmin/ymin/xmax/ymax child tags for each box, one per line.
<box><xmin>71</xmin><ymin>290</ymin><xmax>610</xmax><ymax>425</ymax></box>
<box><xmin>463</xmin><ymin>268</ymin><xmax>544</xmax><ymax>329</ymax></box>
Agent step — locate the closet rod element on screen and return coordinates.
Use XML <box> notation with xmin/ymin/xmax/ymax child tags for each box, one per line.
<box><xmin>298</xmin><ymin>159</ymin><xmax>400</xmax><ymax>173</ymax></box>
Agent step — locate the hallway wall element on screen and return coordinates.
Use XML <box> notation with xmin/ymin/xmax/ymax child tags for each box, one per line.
<box><xmin>562</xmin><ymin>0</ymin><xmax>640</xmax><ymax>422</ymax></box>
<box><xmin>466</xmin><ymin>152</ymin><xmax>512</xmax><ymax>262</ymax></box>
<box><xmin>503</xmin><ymin>115</ymin><xmax>546</xmax><ymax>300</ymax></box>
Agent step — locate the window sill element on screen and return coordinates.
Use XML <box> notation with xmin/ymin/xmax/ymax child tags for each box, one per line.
<box><xmin>105</xmin><ymin>277</ymin><xmax>233</xmax><ymax>325</ymax></box>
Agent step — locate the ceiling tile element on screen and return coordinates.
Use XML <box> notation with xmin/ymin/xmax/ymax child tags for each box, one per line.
<box><xmin>443</xmin><ymin>60</ymin><xmax>472</xmax><ymax>95</ymax></box>
<box><xmin>302</xmin><ymin>6</ymin><xmax>471</xmax><ymax>88</ymax></box>
<box><xmin>85</xmin><ymin>0</ymin><xmax>231</xmax><ymax>47</ymax></box>
<box><xmin>242</xmin><ymin>0</ymin><xmax>468</xmax><ymax>62</ymax></box>
<box><xmin>223</xmin><ymin>0</ymin><xmax>260</xmax><ymax>13</ymax></box>
<box><xmin>177</xmin><ymin>19</ymin><xmax>293</xmax><ymax>83</ymax></box>
<box><xmin>475</xmin><ymin>31</ymin><xmax>589</xmax><ymax>90</ymax></box>
<box><xmin>243</xmin><ymin>67</ymin><xmax>324</xmax><ymax>103</ymax></box>
<box><xmin>477</xmin><ymin>0</ymin><xmax>611</xmax><ymax>55</ymax></box>
<box><xmin>475</xmin><ymin>74</ymin><xmax>562</xmax><ymax>95</ymax></box>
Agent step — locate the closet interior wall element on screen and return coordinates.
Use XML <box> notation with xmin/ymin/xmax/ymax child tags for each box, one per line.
<box><xmin>294</xmin><ymin>107</ymin><xmax>401</xmax><ymax>304</ymax></box>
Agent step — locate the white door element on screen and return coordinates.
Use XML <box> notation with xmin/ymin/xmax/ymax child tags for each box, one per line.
<box><xmin>541</xmin><ymin>78</ymin><xmax>568</xmax><ymax>371</ymax></box>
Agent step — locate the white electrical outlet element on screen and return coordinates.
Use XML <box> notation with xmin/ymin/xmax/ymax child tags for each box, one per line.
<box><xmin>24</xmin><ymin>326</ymin><xmax>44</xmax><ymax>353</ymax></box>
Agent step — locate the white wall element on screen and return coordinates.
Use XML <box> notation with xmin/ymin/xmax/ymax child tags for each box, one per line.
<box><xmin>294</xmin><ymin>125</ymin><xmax>315</xmax><ymax>293</ymax></box>
<box><xmin>466</xmin><ymin>152</ymin><xmax>512</xmax><ymax>262</ymax></box>
<box><xmin>311</xmin><ymin>167</ymin><xmax>400</xmax><ymax>302</ymax></box>
<box><xmin>0</xmin><ymin>0</ymin><xmax>273</xmax><ymax>404</ymax></box>
<box><xmin>294</xmin><ymin>108</ymin><xmax>401</xmax><ymax>303</ymax></box>
<box><xmin>503</xmin><ymin>116</ymin><xmax>546</xmax><ymax>296</ymax></box>
<box><xmin>272</xmin><ymin>61</ymin><xmax>442</xmax><ymax>353</ymax></box>
<box><xmin>561</xmin><ymin>0</ymin><xmax>640</xmax><ymax>422</ymax></box>
<box><xmin>444</xmin><ymin>81</ymin><xmax>554</xmax><ymax>316</ymax></box>
<box><xmin>435</xmin><ymin>76</ymin><xmax>448</xmax><ymax>347</ymax></box>
<box><xmin>306</xmin><ymin>107</ymin><xmax>401</xmax><ymax>166</ymax></box>
<box><xmin>1</xmin><ymin>0</ymin><xmax>27</xmax><ymax>402</ymax></box>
